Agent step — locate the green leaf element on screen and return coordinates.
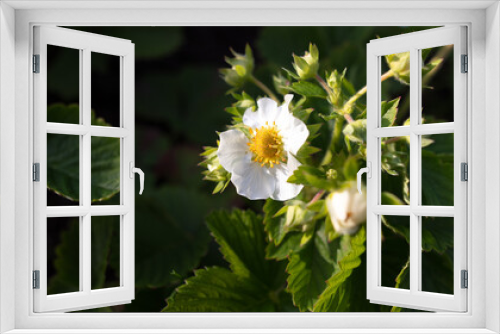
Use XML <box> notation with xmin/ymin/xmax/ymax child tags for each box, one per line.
<box><xmin>134</xmin><ymin>186</ymin><xmax>211</xmax><ymax>288</ymax></box>
<box><xmin>48</xmin><ymin>216</ymin><xmax>119</xmax><ymax>294</ymax></box>
<box><xmin>421</xmin><ymin>150</ymin><xmax>454</xmax><ymax>206</ymax></box>
<box><xmin>313</xmin><ymin>227</ymin><xmax>366</xmax><ymax>312</ymax></box>
<box><xmin>163</xmin><ymin>267</ymin><xmax>274</xmax><ymax>312</ymax></box>
<box><xmin>290</xmin><ymin>81</ymin><xmax>327</xmax><ymax>98</ymax></box>
<box><xmin>207</xmin><ymin>209</ymin><xmax>286</xmax><ymax>289</ymax></box>
<box><xmin>421</xmin><ymin>216</ymin><xmax>454</xmax><ymax>253</ymax></box>
<box><xmin>390</xmin><ymin>259</ymin><xmax>410</xmax><ymax>312</ymax></box>
<box><xmin>422</xmin><ymin>249</ymin><xmax>454</xmax><ymax>294</ymax></box>
<box><xmin>381</xmin><ymin>192</ymin><xmax>405</xmax><ymax>205</ymax></box>
<box><xmin>47</xmin><ymin>219</ymin><xmax>80</xmax><ymax>294</ymax></box>
<box><xmin>343</xmin><ymin>156</ymin><xmax>359</xmax><ymax>181</ymax></box>
<box><xmin>47</xmin><ymin>104</ymin><xmax>120</xmax><ymax>202</ymax></box>
<box><xmin>266</xmin><ymin>232</ymin><xmax>303</xmax><ymax>260</ymax></box>
<box><xmin>288</xmin><ymin>165</ymin><xmax>334</xmax><ymax>190</ymax></box>
<box><xmin>90</xmin><ymin>137</ymin><xmax>121</xmax><ymax>203</ymax></box>
<box><xmin>47</xmin><ymin>133</ymin><xmax>80</xmax><ymax>202</ymax></box>
<box><xmin>343</xmin><ymin>119</ymin><xmax>366</xmax><ymax>144</ymax></box>
<box><xmin>286</xmin><ymin>222</ymin><xmax>336</xmax><ymax>311</ymax></box>
<box><xmin>381</xmin><ymin>98</ymin><xmax>400</xmax><ymax>127</ymax></box>
<box><xmin>263</xmin><ymin>199</ymin><xmax>289</xmax><ymax>245</ymax></box>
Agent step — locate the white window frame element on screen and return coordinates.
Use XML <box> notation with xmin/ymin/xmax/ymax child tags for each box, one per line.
<box><xmin>0</xmin><ymin>1</ymin><xmax>499</xmax><ymax>333</ymax></box>
<box><xmin>366</xmin><ymin>26</ymin><xmax>467</xmax><ymax>312</ymax></box>
<box><xmin>33</xmin><ymin>26</ymin><xmax>136</xmax><ymax>313</ymax></box>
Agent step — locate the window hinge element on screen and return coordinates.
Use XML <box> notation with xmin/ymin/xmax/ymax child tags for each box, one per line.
<box><xmin>461</xmin><ymin>270</ymin><xmax>468</xmax><ymax>289</ymax></box>
<box><xmin>33</xmin><ymin>163</ymin><xmax>40</xmax><ymax>182</ymax></box>
<box><xmin>461</xmin><ymin>54</ymin><xmax>468</xmax><ymax>73</ymax></box>
<box><xmin>461</xmin><ymin>162</ymin><xmax>468</xmax><ymax>181</ymax></box>
<box><xmin>33</xmin><ymin>54</ymin><xmax>40</xmax><ymax>73</ymax></box>
<box><xmin>33</xmin><ymin>270</ymin><xmax>40</xmax><ymax>289</ymax></box>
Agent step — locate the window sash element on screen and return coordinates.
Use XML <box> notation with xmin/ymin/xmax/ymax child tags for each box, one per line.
<box><xmin>33</xmin><ymin>26</ymin><xmax>135</xmax><ymax>313</ymax></box>
<box><xmin>366</xmin><ymin>26</ymin><xmax>468</xmax><ymax>312</ymax></box>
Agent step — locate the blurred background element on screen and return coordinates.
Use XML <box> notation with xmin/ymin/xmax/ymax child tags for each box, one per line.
<box><xmin>45</xmin><ymin>26</ymin><xmax>452</xmax><ymax>312</ymax></box>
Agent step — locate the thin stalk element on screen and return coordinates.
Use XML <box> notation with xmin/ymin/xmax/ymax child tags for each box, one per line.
<box><xmin>344</xmin><ymin>69</ymin><xmax>394</xmax><ymax>108</ymax></box>
<box><xmin>307</xmin><ymin>190</ymin><xmax>326</xmax><ymax>206</ymax></box>
<box><xmin>249</xmin><ymin>75</ymin><xmax>279</xmax><ymax>102</ymax></box>
<box><xmin>344</xmin><ymin>113</ymin><xmax>354</xmax><ymax>124</ymax></box>
<box><xmin>315</xmin><ymin>74</ymin><xmax>333</xmax><ymax>96</ymax></box>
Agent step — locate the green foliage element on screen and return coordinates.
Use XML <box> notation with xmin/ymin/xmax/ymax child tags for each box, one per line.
<box><xmin>220</xmin><ymin>44</ymin><xmax>254</xmax><ymax>88</ymax></box>
<box><xmin>381</xmin><ymin>98</ymin><xmax>400</xmax><ymax>127</ymax></box>
<box><xmin>46</xmin><ymin>27</ymin><xmax>454</xmax><ymax>313</ymax></box>
<box><xmin>313</xmin><ymin>227</ymin><xmax>366</xmax><ymax>312</ymax></box>
<box><xmin>164</xmin><ymin>267</ymin><xmax>275</xmax><ymax>312</ymax></box>
<box><xmin>343</xmin><ymin>119</ymin><xmax>367</xmax><ymax>144</ymax></box>
<box><xmin>422</xmin><ymin>151</ymin><xmax>454</xmax><ymax>206</ymax></box>
<box><xmin>286</xmin><ymin>222</ymin><xmax>336</xmax><ymax>311</ymax></box>
<box><xmin>48</xmin><ymin>216</ymin><xmax>120</xmax><ymax>294</ymax></box>
<box><xmin>207</xmin><ymin>209</ymin><xmax>286</xmax><ymax>289</ymax></box>
<box><xmin>288</xmin><ymin>165</ymin><xmax>335</xmax><ymax>190</ymax></box>
<box><xmin>134</xmin><ymin>186</ymin><xmax>212</xmax><ymax>288</ymax></box>
<box><xmin>164</xmin><ymin>209</ymin><xmax>290</xmax><ymax>312</ymax></box>
<box><xmin>47</xmin><ymin>104</ymin><xmax>120</xmax><ymax>202</ymax></box>
<box><xmin>290</xmin><ymin>81</ymin><xmax>327</xmax><ymax>98</ymax></box>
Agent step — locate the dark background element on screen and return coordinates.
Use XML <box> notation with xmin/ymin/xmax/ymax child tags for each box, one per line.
<box><xmin>45</xmin><ymin>26</ymin><xmax>452</xmax><ymax>312</ymax></box>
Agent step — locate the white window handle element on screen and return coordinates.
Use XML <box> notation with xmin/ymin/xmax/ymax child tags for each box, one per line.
<box><xmin>357</xmin><ymin>162</ymin><xmax>371</xmax><ymax>194</ymax></box>
<box><xmin>129</xmin><ymin>162</ymin><xmax>145</xmax><ymax>195</ymax></box>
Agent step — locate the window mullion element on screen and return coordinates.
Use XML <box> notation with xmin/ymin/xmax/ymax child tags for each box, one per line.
<box><xmin>409</xmin><ymin>47</ymin><xmax>421</xmax><ymax>295</ymax></box>
<box><xmin>82</xmin><ymin>48</ymin><xmax>92</xmax><ymax>294</ymax></box>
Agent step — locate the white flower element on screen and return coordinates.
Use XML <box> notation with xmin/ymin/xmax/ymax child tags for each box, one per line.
<box><xmin>326</xmin><ymin>183</ymin><xmax>366</xmax><ymax>235</ymax></box>
<box><xmin>217</xmin><ymin>94</ymin><xmax>309</xmax><ymax>201</ymax></box>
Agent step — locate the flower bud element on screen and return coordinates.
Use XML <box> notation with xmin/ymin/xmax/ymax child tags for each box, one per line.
<box><xmin>326</xmin><ymin>69</ymin><xmax>345</xmax><ymax>107</ymax></box>
<box><xmin>200</xmin><ymin>146</ymin><xmax>231</xmax><ymax>194</ymax></box>
<box><xmin>292</xmin><ymin>44</ymin><xmax>319</xmax><ymax>80</ymax></box>
<box><xmin>326</xmin><ymin>182</ymin><xmax>366</xmax><ymax>235</ymax></box>
<box><xmin>385</xmin><ymin>52</ymin><xmax>410</xmax><ymax>85</ymax></box>
<box><xmin>220</xmin><ymin>44</ymin><xmax>254</xmax><ymax>87</ymax></box>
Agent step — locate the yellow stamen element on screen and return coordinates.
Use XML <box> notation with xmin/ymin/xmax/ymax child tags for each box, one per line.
<box><xmin>248</xmin><ymin>124</ymin><xmax>287</xmax><ymax>168</ymax></box>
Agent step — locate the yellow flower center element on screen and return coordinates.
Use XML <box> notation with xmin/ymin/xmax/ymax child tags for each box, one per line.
<box><xmin>248</xmin><ymin>122</ymin><xmax>286</xmax><ymax>168</ymax></box>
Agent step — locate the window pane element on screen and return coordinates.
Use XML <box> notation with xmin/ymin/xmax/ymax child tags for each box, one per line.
<box><xmin>381</xmin><ymin>136</ymin><xmax>410</xmax><ymax>205</ymax></box>
<box><xmin>381</xmin><ymin>215</ymin><xmax>410</xmax><ymax>289</ymax></box>
<box><xmin>421</xmin><ymin>45</ymin><xmax>454</xmax><ymax>124</ymax></box>
<box><xmin>421</xmin><ymin>133</ymin><xmax>454</xmax><ymax>206</ymax></box>
<box><xmin>47</xmin><ymin>217</ymin><xmax>80</xmax><ymax>295</ymax></box>
<box><xmin>47</xmin><ymin>134</ymin><xmax>80</xmax><ymax>206</ymax></box>
<box><xmin>381</xmin><ymin>52</ymin><xmax>409</xmax><ymax>127</ymax></box>
<box><xmin>91</xmin><ymin>52</ymin><xmax>121</xmax><ymax>127</ymax></box>
<box><xmin>91</xmin><ymin>216</ymin><xmax>121</xmax><ymax>290</ymax></box>
<box><xmin>421</xmin><ymin>216</ymin><xmax>454</xmax><ymax>294</ymax></box>
<box><xmin>91</xmin><ymin>137</ymin><xmax>121</xmax><ymax>205</ymax></box>
<box><xmin>47</xmin><ymin>45</ymin><xmax>80</xmax><ymax>124</ymax></box>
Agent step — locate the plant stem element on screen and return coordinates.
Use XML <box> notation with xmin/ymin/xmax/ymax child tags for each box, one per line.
<box><xmin>315</xmin><ymin>74</ymin><xmax>333</xmax><ymax>95</ymax></box>
<box><xmin>249</xmin><ymin>75</ymin><xmax>279</xmax><ymax>102</ymax></box>
<box><xmin>308</xmin><ymin>190</ymin><xmax>326</xmax><ymax>206</ymax></box>
<box><xmin>344</xmin><ymin>69</ymin><xmax>394</xmax><ymax>108</ymax></box>
<box><xmin>344</xmin><ymin>113</ymin><xmax>354</xmax><ymax>124</ymax></box>
<box><xmin>385</xmin><ymin>136</ymin><xmax>403</xmax><ymax>144</ymax></box>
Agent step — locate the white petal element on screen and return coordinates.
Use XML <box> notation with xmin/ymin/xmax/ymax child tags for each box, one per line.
<box><xmin>217</xmin><ymin>129</ymin><xmax>250</xmax><ymax>174</ymax></box>
<box><xmin>281</xmin><ymin>117</ymin><xmax>309</xmax><ymax>155</ymax></box>
<box><xmin>350</xmin><ymin>191</ymin><xmax>367</xmax><ymax>224</ymax></box>
<box><xmin>327</xmin><ymin>191</ymin><xmax>349</xmax><ymax>222</ymax></box>
<box><xmin>257</xmin><ymin>97</ymin><xmax>279</xmax><ymax>119</ymax></box>
<box><xmin>243</xmin><ymin>98</ymin><xmax>279</xmax><ymax>129</ymax></box>
<box><xmin>283</xmin><ymin>94</ymin><xmax>294</xmax><ymax>109</ymax></box>
<box><xmin>270</xmin><ymin>153</ymin><xmax>303</xmax><ymax>201</ymax></box>
<box><xmin>231</xmin><ymin>162</ymin><xmax>275</xmax><ymax>200</ymax></box>
<box><xmin>242</xmin><ymin>107</ymin><xmax>263</xmax><ymax>129</ymax></box>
